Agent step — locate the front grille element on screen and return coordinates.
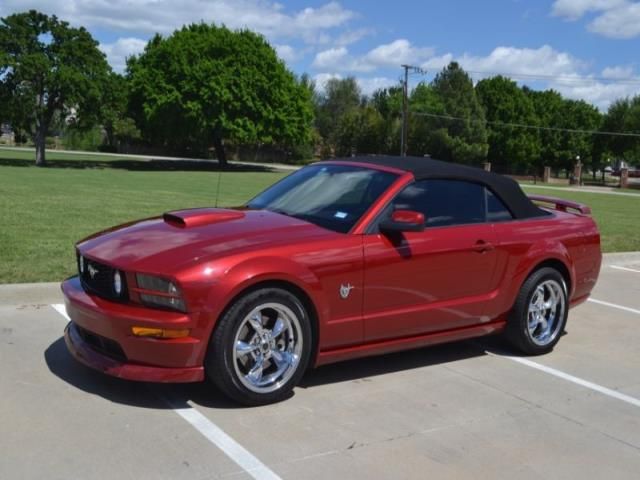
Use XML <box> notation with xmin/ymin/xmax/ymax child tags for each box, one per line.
<box><xmin>77</xmin><ymin>254</ymin><xmax>128</xmax><ymax>302</ymax></box>
<box><xmin>75</xmin><ymin>323</ymin><xmax>127</xmax><ymax>362</ymax></box>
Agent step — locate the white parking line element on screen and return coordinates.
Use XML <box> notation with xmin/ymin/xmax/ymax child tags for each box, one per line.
<box><xmin>494</xmin><ymin>354</ymin><xmax>640</xmax><ymax>409</ymax></box>
<box><xmin>610</xmin><ymin>265</ymin><xmax>640</xmax><ymax>274</ymax></box>
<box><xmin>172</xmin><ymin>404</ymin><xmax>282</xmax><ymax>480</ymax></box>
<box><xmin>490</xmin><ymin>294</ymin><xmax>640</xmax><ymax>409</ymax></box>
<box><xmin>51</xmin><ymin>303</ymin><xmax>70</xmax><ymax>321</ymax></box>
<box><xmin>49</xmin><ymin>303</ymin><xmax>282</xmax><ymax>480</ymax></box>
<box><xmin>588</xmin><ymin>298</ymin><xmax>640</xmax><ymax>315</ymax></box>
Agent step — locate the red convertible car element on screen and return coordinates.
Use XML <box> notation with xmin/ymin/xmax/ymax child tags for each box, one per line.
<box><xmin>62</xmin><ymin>156</ymin><xmax>601</xmax><ymax>405</ymax></box>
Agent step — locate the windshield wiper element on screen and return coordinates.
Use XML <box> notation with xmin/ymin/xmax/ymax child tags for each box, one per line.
<box><xmin>267</xmin><ymin>207</ymin><xmax>294</xmax><ymax>218</ymax></box>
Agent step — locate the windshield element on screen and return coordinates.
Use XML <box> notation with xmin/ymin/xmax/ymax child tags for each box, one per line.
<box><xmin>247</xmin><ymin>164</ymin><xmax>399</xmax><ymax>233</ymax></box>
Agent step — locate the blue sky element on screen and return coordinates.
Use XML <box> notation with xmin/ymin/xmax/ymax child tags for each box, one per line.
<box><xmin>2</xmin><ymin>0</ymin><xmax>640</xmax><ymax>109</ymax></box>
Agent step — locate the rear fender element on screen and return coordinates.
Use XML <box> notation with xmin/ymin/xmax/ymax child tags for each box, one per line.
<box><xmin>505</xmin><ymin>240</ymin><xmax>576</xmax><ymax>311</ymax></box>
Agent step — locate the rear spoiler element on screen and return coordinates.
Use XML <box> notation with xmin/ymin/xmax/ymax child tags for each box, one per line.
<box><xmin>528</xmin><ymin>195</ymin><xmax>592</xmax><ymax>215</ymax></box>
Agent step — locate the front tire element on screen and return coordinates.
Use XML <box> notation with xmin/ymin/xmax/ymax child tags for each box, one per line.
<box><xmin>206</xmin><ymin>288</ymin><xmax>312</xmax><ymax>405</ymax></box>
<box><xmin>506</xmin><ymin>267</ymin><xmax>568</xmax><ymax>355</ymax></box>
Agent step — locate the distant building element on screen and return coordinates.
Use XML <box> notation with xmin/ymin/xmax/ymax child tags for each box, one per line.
<box><xmin>0</xmin><ymin>123</ymin><xmax>15</xmax><ymax>145</ymax></box>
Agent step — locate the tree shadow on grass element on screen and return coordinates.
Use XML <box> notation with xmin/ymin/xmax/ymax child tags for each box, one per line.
<box><xmin>0</xmin><ymin>157</ymin><xmax>277</xmax><ymax>172</ymax></box>
<box><xmin>44</xmin><ymin>335</ymin><xmax>496</xmax><ymax>411</ymax></box>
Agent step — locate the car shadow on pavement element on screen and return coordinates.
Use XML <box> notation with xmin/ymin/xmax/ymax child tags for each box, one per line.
<box><xmin>45</xmin><ymin>336</ymin><xmax>497</xmax><ymax>409</ymax></box>
<box><xmin>45</xmin><ymin>337</ymin><xmax>263</xmax><ymax>410</ymax></box>
<box><xmin>300</xmin><ymin>340</ymin><xmax>488</xmax><ymax>389</ymax></box>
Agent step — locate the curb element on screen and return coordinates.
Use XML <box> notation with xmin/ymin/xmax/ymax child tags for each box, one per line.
<box><xmin>600</xmin><ymin>251</ymin><xmax>640</xmax><ymax>266</ymax></box>
<box><xmin>0</xmin><ymin>282</ymin><xmax>62</xmax><ymax>306</ymax></box>
<box><xmin>1</xmin><ymin>251</ymin><xmax>639</xmax><ymax>306</ymax></box>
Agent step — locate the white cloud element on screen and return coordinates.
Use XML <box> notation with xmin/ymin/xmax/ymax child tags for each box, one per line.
<box><xmin>551</xmin><ymin>0</ymin><xmax>626</xmax><ymax>20</ymax></box>
<box><xmin>274</xmin><ymin>44</ymin><xmax>299</xmax><ymax>63</ymax></box>
<box><xmin>551</xmin><ymin>0</ymin><xmax>640</xmax><ymax>38</ymax></box>
<box><xmin>313</xmin><ymin>72</ymin><xmax>397</xmax><ymax>95</ymax></box>
<box><xmin>312</xmin><ymin>43</ymin><xmax>639</xmax><ymax>109</ymax></box>
<box><xmin>334</xmin><ymin>28</ymin><xmax>373</xmax><ymax>46</ymax></box>
<box><xmin>553</xmin><ymin>81</ymin><xmax>640</xmax><ymax>110</ymax></box>
<box><xmin>0</xmin><ymin>0</ymin><xmax>356</xmax><ymax>44</ymax></box>
<box><xmin>313</xmin><ymin>47</ymin><xmax>350</xmax><ymax>70</ymax></box>
<box><xmin>421</xmin><ymin>53</ymin><xmax>454</xmax><ymax>71</ymax></box>
<box><xmin>601</xmin><ymin>65</ymin><xmax>634</xmax><ymax>78</ymax></box>
<box><xmin>365</xmin><ymin>40</ymin><xmax>433</xmax><ymax>68</ymax></box>
<box><xmin>418</xmin><ymin>45</ymin><xmax>640</xmax><ymax>110</ymax></box>
<box><xmin>312</xmin><ymin>39</ymin><xmax>433</xmax><ymax>72</ymax></box>
<box><xmin>313</xmin><ymin>72</ymin><xmax>343</xmax><ymax>91</ymax></box>
<box><xmin>99</xmin><ymin>37</ymin><xmax>146</xmax><ymax>72</ymax></box>
<box><xmin>356</xmin><ymin>76</ymin><xmax>398</xmax><ymax>95</ymax></box>
<box><xmin>588</xmin><ymin>2</ymin><xmax>640</xmax><ymax>38</ymax></box>
<box><xmin>422</xmin><ymin>45</ymin><xmax>585</xmax><ymax>79</ymax></box>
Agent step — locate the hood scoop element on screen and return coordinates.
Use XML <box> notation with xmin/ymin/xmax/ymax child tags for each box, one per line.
<box><xmin>163</xmin><ymin>208</ymin><xmax>245</xmax><ymax>228</ymax></box>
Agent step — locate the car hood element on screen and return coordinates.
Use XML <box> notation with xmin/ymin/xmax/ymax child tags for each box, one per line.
<box><xmin>77</xmin><ymin>208</ymin><xmax>337</xmax><ymax>275</ymax></box>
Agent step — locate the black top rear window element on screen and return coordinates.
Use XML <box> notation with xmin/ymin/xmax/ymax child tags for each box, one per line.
<box><xmin>486</xmin><ymin>189</ymin><xmax>514</xmax><ymax>222</ymax></box>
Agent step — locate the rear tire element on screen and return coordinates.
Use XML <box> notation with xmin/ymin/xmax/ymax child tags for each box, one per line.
<box><xmin>506</xmin><ymin>267</ymin><xmax>568</xmax><ymax>355</ymax></box>
<box><xmin>206</xmin><ymin>288</ymin><xmax>312</xmax><ymax>406</ymax></box>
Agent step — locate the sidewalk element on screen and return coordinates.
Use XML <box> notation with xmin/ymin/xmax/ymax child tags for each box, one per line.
<box><xmin>0</xmin><ymin>146</ymin><xmax>301</xmax><ymax>171</ymax></box>
<box><xmin>524</xmin><ymin>184</ymin><xmax>640</xmax><ymax>197</ymax></box>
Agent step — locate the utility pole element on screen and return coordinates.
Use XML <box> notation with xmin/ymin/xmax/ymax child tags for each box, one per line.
<box><xmin>400</xmin><ymin>64</ymin><xmax>427</xmax><ymax>157</ymax></box>
<box><xmin>401</xmin><ymin>65</ymin><xmax>409</xmax><ymax>157</ymax></box>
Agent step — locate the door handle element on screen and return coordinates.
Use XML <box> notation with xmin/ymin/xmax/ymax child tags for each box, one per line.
<box><xmin>474</xmin><ymin>240</ymin><xmax>494</xmax><ymax>253</ymax></box>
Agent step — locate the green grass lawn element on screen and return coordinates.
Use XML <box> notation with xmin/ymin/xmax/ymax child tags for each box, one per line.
<box><xmin>1</xmin><ymin>150</ymin><xmax>639</xmax><ymax>284</ymax></box>
<box><xmin>0</xmin><ymin>163</ymin><xmax>285</xmax><ymax>283</ymax></box>
<box><xmin>523</xmin><ymin>185</ymin><xmax>640</xmax><ymax>253</ymax></box>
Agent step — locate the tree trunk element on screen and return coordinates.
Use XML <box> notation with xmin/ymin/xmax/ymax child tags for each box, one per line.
<box><xmin>213</xmin><ymin>136</ymin><xmax>227</xmax><ymax>168</ymax></box>
<box><xmin>35</xmin><ymin>128</ymin><xmax>46</xmax><ymax>167</ymax></box>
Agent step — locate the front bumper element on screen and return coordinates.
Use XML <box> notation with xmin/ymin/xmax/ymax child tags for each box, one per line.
<box><xmin>62</xmin><ymin>276</ymin><xmax>204</xmax><ymax>383</ymax></box>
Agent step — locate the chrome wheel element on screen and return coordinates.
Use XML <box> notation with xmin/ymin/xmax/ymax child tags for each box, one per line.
<box><xmin>232</xmin><ymin>302</ymin><xmax>303</xmax><ymax>394</ymax></box>
<box><xmin>527</xmin><ymin>279</ymin><xmax>565</xmax><ymax>346</ymax></box>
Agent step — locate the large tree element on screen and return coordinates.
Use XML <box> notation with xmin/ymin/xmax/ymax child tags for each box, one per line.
<box><xmin>315</xmin><ymin>77</ymin><xmax>362</xmax><ymax>153</ymax></box>
<box><xmin>601</xmin><ymin>96</ymin><xmax>640</xmax><ymax>164</ymax></box>
<box><xmin>370</xmin><ymin>85</ymin><xmax>402</xmax><ymax>154</ymax></box>
<box><xmin>430</xmin><ymin>62</ymin><xmax>488</xmax><ymax>164</ymax></box>
<box><xmin>525</xmin><ymin>88</ymin><xmax>566</xmax><ymax>173</ymax></box>
<box><xmin>127</xmin><ymin>24</ymin><xmax>313</xmax><ymax>166</ymax></box>
<box><xmin>476</xmin><ymin>76</ymin><xmax>540</xmax><ymax>174</ymax></box>
<box><xmin>406</xmin><ymin>82</ymin><xmax>446</xmax><ymax>157</ymax></box>
<box><xmin>559</xmin><ymin>99</ymin><xmax>602</xmax><ymax>174</ymax></box>
<box><xmin>0</xmin><ymin>10</ymin><xmax>110</xmax><ymax>166</ymax></box>
<box><xmin>334</xmin><ymin>105</ymin><xmax>387</xmax><ymax>156</ymax></box>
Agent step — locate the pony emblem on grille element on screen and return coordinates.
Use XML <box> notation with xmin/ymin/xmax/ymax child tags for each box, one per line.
<box><xmin>88</xmin><ymin>264</ymin><xmax>99</xmax><ymax>279</ymax></box>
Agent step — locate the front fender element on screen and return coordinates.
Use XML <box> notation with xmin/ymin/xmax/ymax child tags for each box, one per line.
<box><xmin>201</xmin><ymin>255</ymin><xmax>328</xmax><ymax>348</ymax></box>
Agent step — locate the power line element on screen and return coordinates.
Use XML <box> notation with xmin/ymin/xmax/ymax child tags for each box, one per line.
<box><xmin>462</xmin><ymin>70</ymin><xmax>640</xmax><ymax>86</ymax></box>
<box><xmin>400</xmin><ymin>64</ymin><xmax>428</xmax><ymax>156</ymax></box>
<box><xmin>410</xmin><ymin>111</ymin><xmax>640</xmax><ymax>138</ymax></box>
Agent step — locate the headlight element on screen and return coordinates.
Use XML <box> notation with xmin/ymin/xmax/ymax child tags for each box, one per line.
<box><xmin>113</xmin><ymin>270</ymin><xmax>123</xmax><ymax>296</ymax></box>
<box><xmin>136</xmin><ymin>274</ymin><xmax>186</xmax><ymax>312</ymax></box>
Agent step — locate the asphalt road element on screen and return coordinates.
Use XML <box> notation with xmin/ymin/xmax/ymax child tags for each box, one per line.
<box><xmin>1</xmin><ymin>261</ymin><xmax>640</xmax><ymax>479</ymax></box>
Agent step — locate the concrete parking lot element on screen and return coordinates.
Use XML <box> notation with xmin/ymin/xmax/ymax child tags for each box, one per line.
<box><xmin>1</xmin><ymin>257</ymin><xmax>640</xmax><ymax>480</ymax></box>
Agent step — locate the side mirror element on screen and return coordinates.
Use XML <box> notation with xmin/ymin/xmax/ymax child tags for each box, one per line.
<box><xmin>380</xmin><ymin>209</ymin><xmax>425</xmax><ymax>233</ymax></box>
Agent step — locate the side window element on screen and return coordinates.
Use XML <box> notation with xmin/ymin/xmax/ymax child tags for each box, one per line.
<box><xmin>486</xmin><ymin>189</ymin><xmax>513</xmax><ymax>222</ymax></box>
<box><xmin>390</xmin><ymin>179</ymin><xmax>486</xmax><ymax>228</ymax></box>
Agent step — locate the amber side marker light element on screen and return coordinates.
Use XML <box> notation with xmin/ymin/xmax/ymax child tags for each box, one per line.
<box><xmin>131</xmin><ymin>327</ymin><xmax>190</xmax><ymax>339</ymax></box>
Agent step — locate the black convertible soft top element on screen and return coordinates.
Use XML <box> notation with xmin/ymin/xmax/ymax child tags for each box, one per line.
<box><xmin>328</xmin><ymin>156</ymin><xmax>546</xmax><ymax>219</ymax></box>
